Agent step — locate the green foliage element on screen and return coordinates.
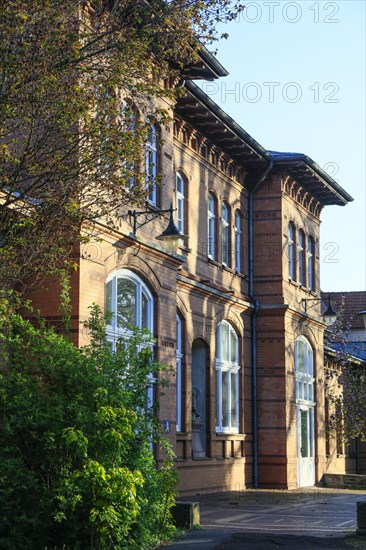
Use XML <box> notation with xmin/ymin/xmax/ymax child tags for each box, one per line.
<box><xmin>325</xmin><ymin>301</ymin><xmax>366</xmax><ymax>442</ymax></box>
<box><xmin>0</xmin><ymin>0</ymin><xmax>244</xmax><ymax>288</ymax></box>
<box><xmin>0</xmin><ymin>303</ymin><xmax>177</xmax><ymax>549</ymax></box>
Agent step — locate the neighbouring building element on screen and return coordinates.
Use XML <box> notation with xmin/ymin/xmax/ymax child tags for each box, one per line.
<box><xmin>26</xmin><ymin>45</ymin><xmax>365</xmax><ymax>494</ymax></box>
<box><xmin>323</xmin><ymin>291</ymin><xmax>366</xmax><ymax>476</ymax></box>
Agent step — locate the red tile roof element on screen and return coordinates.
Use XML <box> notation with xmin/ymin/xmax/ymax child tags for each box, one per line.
<box><xmin>322</xmin><ymin>291</ymin><xmax>366</xmax><ymax>329</ymax></box>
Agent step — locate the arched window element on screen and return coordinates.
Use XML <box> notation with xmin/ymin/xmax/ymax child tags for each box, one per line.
<box><xmin>298</xmin><ymin>230</ymin><xmax>306</xmax><ymax>286</ymax></box>
<box><xmin>221</xmin><ymin>202</ymin><xmax>230</xmax><ymax>266</ymax></box>
<box><xmin>105</xmin><ymin>270</ymin><xmax>154</xmax><ymax>409</ymax></box>
<box><xmin>307</xmin><ymin>236</ymin><xmax>315</xmax><ymax>291</ymax></box>
<box><xmin>295</xmin><ymin>336</ymin><xmax>315</xmax><ymax>483</ymax></box>
<box><xmin>288</xmin><ymin>222</ymin><xmax>296</xmax><ymax>280</ymax></box>
<box><xmin>207</xmin><ymin>192</ymin><xmax>216</xmax><ymax>259</ymax></box>
<box><xmin>176</xmin><ymin>313</ymin><xmax>184</xmax><ymax>433</ymax></box>
<box><xmin>215</xmin><ymin>321</ymin><xmax>240</xmax><ymax>433</ymax></box>
<box><xmin>145</xmin><ymin>121</ymin><xmax>158</xmax><ymax>205</ymax></box>
<box><xmin>176</xmin><ymin>171</ymin><xmax>186</xmax><ymax>236</ymax></box>
<box><xmin>106</xmin><ymin>269</ymin><xmax>153</xmax><ymax>338</ymax></box>
<box><xmin>234</xmin><ymin>210</ymin><xmax>242</xmax><ymax>272</ymax></box>
<box><xmin>295</xmin><ymin>336</ymin><xmax>314</xmax><ymax>402</ymax></box>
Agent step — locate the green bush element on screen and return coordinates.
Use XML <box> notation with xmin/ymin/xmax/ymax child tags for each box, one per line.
<box><xmin>0</xmin><ymin>304</ymin><xmax>177</xmax><ymax>549</ymax></box>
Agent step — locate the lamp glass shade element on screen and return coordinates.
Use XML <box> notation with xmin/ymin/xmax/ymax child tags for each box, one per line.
<box><xmin>155</xmin><ymin>209</ymin><xmax>185</xmax><ymax>254</ymax></box>
<box><xmin>323</xmin><ymin>302</ymin><xmax>337</xmax><ymax>326</ymax></box>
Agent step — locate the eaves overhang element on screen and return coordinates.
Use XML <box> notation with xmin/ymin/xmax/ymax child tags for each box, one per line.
<box><xmin>269</xmin><ymin>151</ymin><xmax>353</xmax><ymax>206</ymax></box>
<box><xmin>181</xmin><ymin>45</ymin><xmax>229</xmax><ymax>81</ymax></box>
<box><xmin>175</xmin><ymin>81</ymin><xmax>271</xmax><ymax>179</ymax></box>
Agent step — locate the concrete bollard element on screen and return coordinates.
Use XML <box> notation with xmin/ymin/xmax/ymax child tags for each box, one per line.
<box><xmin>171</xmin><ymin>501</ymin><xmax>200</xmax><ymax>529</ymax></box>
<box><xmin>357</xmin><ymin>501</ymin><xmax>366</xmax><ymax>536</ymax></box>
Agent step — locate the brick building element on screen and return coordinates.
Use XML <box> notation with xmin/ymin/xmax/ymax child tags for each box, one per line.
<box><xmin>27</xmin><ymin>47</ymin><xmax>365</xmax><ymax>493</ymax></box>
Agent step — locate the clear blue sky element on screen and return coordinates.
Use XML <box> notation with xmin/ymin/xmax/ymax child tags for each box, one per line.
<box><xmin>199</xmin><ymin>0</ymin><xmax>365</xmax><ymax>292</ymax></box>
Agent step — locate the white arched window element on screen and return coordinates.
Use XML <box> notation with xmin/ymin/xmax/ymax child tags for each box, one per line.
<box><xmin>176</xmin><ymin>313</ymin><xmax>184</xmax><ymax>433</ymax></box>
<box><xmin>295</xmin><ymin>336</ymin><xmax>315</xmax><ymax>484</ymax></box>
<box><xmin>145</xmin><ymin>121</ymin><xmax>158</xmax><ymax>204</ymax></box>
<box><xmin>105</xmin><ymin>269</ymin><xmax>154</xmax><ymax>408</ymax></box>
<box><xmin>221</xmin><ymin>203</ymin><xmax>229</xmax><ymax>266</ymax></box>
<box><xmin>234</xmin><ymin>211</ymin><xmax>242</xmax><ymax>272</ymax></box>
<box><xmin>207</xmin><ymin>192</ymin><xmax>216</xmax><ymax>259</ymax></box>
<box><xmin>295</xmin><ymin>336</ymin><xmax>314</xmax><ymax>403</ymax></box>
<box><xmin>288</xmin><ymin>222</ymin><xmax>296</xmax><ymax>280</ymax></box>
<box><xmin>215</xmin><ymin>321</ymin><xmax>240</xmax><ymax>434</ymax></box>
<box><xmin>106</xmin><ymin>269</ymin><xmax>153</xmax><ymax>339</ymax></box>
<box><xmin>307</xmin><ymin>236</ymin><xmax>315</xmax><ymax>291</ymax></box>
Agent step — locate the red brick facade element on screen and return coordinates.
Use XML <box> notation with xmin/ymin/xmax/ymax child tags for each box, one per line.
<box><xmin>26</xmin><ymin>58</ymin><xmax>364</xmax><ymax>494</ymax></box>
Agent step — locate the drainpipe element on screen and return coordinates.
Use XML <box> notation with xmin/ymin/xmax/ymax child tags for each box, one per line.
<box><xmin>249</xmin><ymin>158</ymin><xmax>274</xmax><ymax>489</ymax></box>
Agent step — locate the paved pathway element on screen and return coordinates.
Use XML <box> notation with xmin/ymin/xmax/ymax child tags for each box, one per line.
<box><xmin>165</xmin><ymin>489</ymin><xmax>366</xmax><ymax>549</ymax></box>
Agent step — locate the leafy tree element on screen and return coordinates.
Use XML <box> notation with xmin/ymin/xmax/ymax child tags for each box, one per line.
<box><xmin>0</xmin><ymin>0</ymin><xmax>244</xmax><ymax>288</ymax></box>
<box><xmin>0</xmin><ymin>301</ymin><xmax>177</xmax><ymax>549</ymax></box>
<box><xmin>324</xmin><ymin>302</ymin><xmax>366</xmax><ymax>443</ymax></box>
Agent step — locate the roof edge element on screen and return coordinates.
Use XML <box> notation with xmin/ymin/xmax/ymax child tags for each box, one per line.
<box><xmin>185</xmin><ymin>81</ymin><xmax>271</xmax><ymax>161</ymax></box>
<box><xmin>269</xmin><ymin>151</ymin><xmax>354</xmax><ymax>205</ymax></box>
<box><xmin>197</xmin><ymin>45</ymin><xmax>229</xmax><ymax>78</ymax></box>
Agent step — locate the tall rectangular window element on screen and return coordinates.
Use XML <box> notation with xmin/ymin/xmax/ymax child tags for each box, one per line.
<box><xmin>307</xmin><ymin>236</ymin><xmax>315</xmax><ymax>291</ymax></box>
<box><xmin>208</xmin><ymin>193</ymin><xmax>216</xmax><ymax>259</ymax></box>
<box><xmin>234</xmin><ymin>211</ymin><xmax>242</xmax><ymax>272</ymax></box>
<box><xmin>288</xmin><ymin>222</ymin><xmax>296</xmax><ymax>280</ymax></box>
<box><xmin>145</xmin><ymin>122</ymin><xmax>158</xmax><ymax>204</ymax></box>
<box><xmin>299</xmin><ymin>230</ymin><xmax>306</xmax><ymax>286</ymax></box>
<box><xmin>221</xmin><ymin>203</ymin><xmax>229</xmax><ymax>266</ymax></box>
<box><xmin>176</xmin><ymin>171</ymin><xmax>185</xmax><ymax>235</ymax></box>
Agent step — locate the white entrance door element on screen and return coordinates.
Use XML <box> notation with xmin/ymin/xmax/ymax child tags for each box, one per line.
<box><xmin>297</xmin><ymin>406</ymin><xmax>315</xmax><ymax>487</ymax></box>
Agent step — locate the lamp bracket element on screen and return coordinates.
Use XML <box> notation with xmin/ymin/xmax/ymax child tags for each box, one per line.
<box><xmin>127</xmin><ymin>205</ymin><xmax>175</xmax><ymax>235</ymax></box>
<box><xmin>300</xmin><ymin>297</ymin><xmax>322</xmax><ymax>314</ymax></box>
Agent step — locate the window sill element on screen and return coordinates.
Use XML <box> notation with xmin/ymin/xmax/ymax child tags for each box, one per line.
<box><xmin>215</xmin><ymin>429</ymin><xmax>239</xmax><ymax>436</ymax></box>
<box><xmin>208</xmin><ymin>257</ymin><xmax>221</xmax><ymax>267</ymax></box>
<box><xmin>222</xmin><ymin>264</ymin><xmax>235</xmax><ymax>274</ymax></box>
<box><xmin>235</xmin><ymin>271</ymin><xmax>248</xmax><ymax>280</ymax></box>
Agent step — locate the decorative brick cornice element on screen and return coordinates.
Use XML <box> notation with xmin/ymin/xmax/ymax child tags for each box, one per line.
<box><xmin>282</xmin><ymin>176</ymin><xmax>323</xmax><ymax>218</ymax></box>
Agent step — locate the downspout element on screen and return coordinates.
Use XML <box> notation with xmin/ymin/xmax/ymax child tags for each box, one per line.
<box><xmin>249</xmin><ymin>158</ymin><xmax>274</xmax><ymax>489</ymax></box>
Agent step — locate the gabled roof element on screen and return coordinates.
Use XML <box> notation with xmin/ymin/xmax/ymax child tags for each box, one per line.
<box><xmin>268</xmin><ymin>151</ymin><xmax>353</xmax><ymax>206</ymax></box>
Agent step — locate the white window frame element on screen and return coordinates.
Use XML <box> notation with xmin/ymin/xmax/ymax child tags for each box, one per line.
<box><xmin>121</xmin><ymin>100</ymin><xmax>137</xmax><ymax>190</ymax></box>
<box><xmin>307</xmin><ymin>236</ymin><xmax>315</xmax><ymax>291</ymax></box>
<box><xmin>208</xmin><ymin>192</ymin><xmax>216</xmax><ymax>259</ymax></box>
<box><xmin>234</xmin><ymin>211</ymin><xmax>242</xmax><ymax>272</ymax></box>
<box><xmin>295</xmin><ymin>336</ymin><xmax>315</xmax><ymax>406</ymax></box>
<box><xmin>221</xmin><ymin>203</ymin><xmax>229</xmax><ymax>266</ymax></box>
<box><xmin>288</xmin><ymin>222</ymin><xmax>296</xmax><ymax>280</ymax></box>
<box><xmin>145</xmin><ymin>121</ymin><xmax>158</xmax><ymax>205</ymax></box>
<box><xmin>215</xmin><ymin>321</ymin><xmax>240</xmax><ymax>434</ymax></box>
<box><xmin>298</xmin><ymin>230</ymin><xmax>306</xmax><ymax>286</ymax></box>
<box><xmin>176</xmin><ymin>171</ymin><xmax>185</xmax><ymax>235</ymax></box>
<box><xmin>106</xmin><ymin>269</ymin><xmax>154</xmax><ymax>408</ymax></box>
<box><xmin>176</xmin><ymin>314</ymin><xmax>183</xmax><ymax>433</ymax></box>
